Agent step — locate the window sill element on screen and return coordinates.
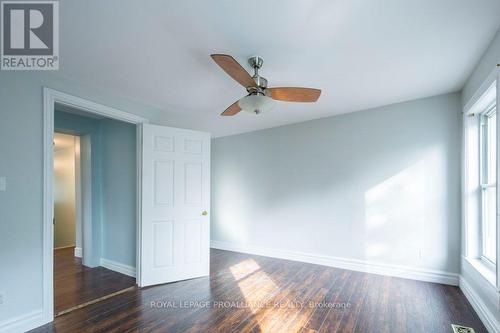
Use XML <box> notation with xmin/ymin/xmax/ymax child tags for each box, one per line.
<box><xmin>465</xmin><ymin>257</ymin><xmax>496</xmax><ymax>287</ymax></box>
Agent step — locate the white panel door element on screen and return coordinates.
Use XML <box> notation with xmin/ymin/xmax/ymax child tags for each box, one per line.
<box><xmin>140</xmin><ymin>124</ymin><xmax>210</xmax><ymax>287</ymax></box>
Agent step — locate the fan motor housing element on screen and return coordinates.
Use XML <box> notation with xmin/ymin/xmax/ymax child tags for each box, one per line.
<box><xmin>246</xmin><ymin>86</ymin><xmax>266</xmax><ymax>96</ymax></box>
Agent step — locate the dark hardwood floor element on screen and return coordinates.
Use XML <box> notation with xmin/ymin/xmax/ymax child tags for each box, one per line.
<box><xmin>54</xmin><ymin>247</ymin><xmax>136</xmax><ymax>315</ymax></box>
<box><xmin>32</xmin><ymin>249</ymin><xmax>485</xmax><ymax>332</ymax></box>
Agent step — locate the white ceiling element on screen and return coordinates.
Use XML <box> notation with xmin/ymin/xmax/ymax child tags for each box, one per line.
<box><xmin>58</xmin><ymin>0</ymin><xmax>500</xmax><ymax>137</ymax></box>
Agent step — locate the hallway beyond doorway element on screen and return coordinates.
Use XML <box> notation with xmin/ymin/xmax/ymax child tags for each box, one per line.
<box><xmin>54</xmin><ymin>247</ymin><xmax>135</xmax><ymax>316</ymax></box>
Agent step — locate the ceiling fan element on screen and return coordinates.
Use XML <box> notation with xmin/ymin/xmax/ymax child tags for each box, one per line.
<box><xmin>211</xmin><ymin>54</ymin><xmax>321</xmax><ymax>116</ymax></box>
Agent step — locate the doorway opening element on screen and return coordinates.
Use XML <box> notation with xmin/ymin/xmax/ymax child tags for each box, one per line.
<box><xmin>52</xmin><ymin>121</ymin><xmax>138</xmax><ymax>316</ymax></box>
<box><xmin>43</xmin><ymin>88</ymin><xmax>210</xmax><ymax>325</ymax></box>
<box><xmin>52</xmin><ymin>109</ymin><xmax>139</xmax><ymax>316</ymax></box>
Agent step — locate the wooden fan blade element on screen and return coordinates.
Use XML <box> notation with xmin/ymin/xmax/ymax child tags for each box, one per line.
<box><xmin>221</xmin><ymin>101</ymin><xmax>241</xmax><ymax>116</ymax></box>
<box><xmin>267</xmin><ymin>87</ymin><xmax>321</xmax><ymax>102</ymax></box>
<box><xmin>211</xmin><ymin>54</ymin><xmax>256</xmax><ymax>88</ymax></box>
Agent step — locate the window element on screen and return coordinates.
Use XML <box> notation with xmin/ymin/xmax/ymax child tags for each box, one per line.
<box><xmin>480</xmin><ymin>105</ymin><xmax>497</xmax><ymax>265</ymax></box>
<box><xmin>464</xmin><ymin>79</ymin><xmax>498</xmax><ymax>284</ymax></box>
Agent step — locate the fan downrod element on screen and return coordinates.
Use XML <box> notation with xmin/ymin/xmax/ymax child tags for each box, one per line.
<box><xmin>248</xmin><ymin>56</ymin><xmax>267</xmax><ymax>89</ymax></box>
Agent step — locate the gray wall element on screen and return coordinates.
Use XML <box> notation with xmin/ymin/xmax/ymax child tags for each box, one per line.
<box><xmin>212</xmin><ymin>93</ymin><xmax>462</xmax><ymax>274</ymax></box>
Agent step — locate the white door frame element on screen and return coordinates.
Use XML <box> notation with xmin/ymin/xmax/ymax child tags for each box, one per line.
<box><xmin>42</xmin><ymin>87</ymin><xmax>148</xmax><ymax>323</ymax></box>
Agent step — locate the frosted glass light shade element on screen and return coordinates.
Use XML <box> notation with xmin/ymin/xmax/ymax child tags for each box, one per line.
<box><xmin>238</xmin><ymin>95</ymin><xmax>275</xmax><ymax>114</ymax></box>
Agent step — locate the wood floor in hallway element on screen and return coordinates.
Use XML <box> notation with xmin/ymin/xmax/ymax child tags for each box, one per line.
<box><xmin>32</xmin><ymin>248</ymin><xmax>485</xmax><ymax>332</ymax></box>
<box><xmin>54</xmin><ymin>247</ymin><xmax>136</xmax><ymax>315</ymax></box>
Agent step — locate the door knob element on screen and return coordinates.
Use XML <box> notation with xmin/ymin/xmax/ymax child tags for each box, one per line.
<box><xmin>202</xmin><ymin>210</ymin><xmax>208</xmax><ymax>216</ymax></box>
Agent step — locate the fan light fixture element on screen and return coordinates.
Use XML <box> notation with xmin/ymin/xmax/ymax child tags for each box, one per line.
<box><xmin>238</xmin><ymin>94</ymin><xmax>275</xmax><ymax>114</ymax></box>
<box><xmin>211</xmin><ymin>54</ymin><xmax>321</xmax><ymax>116</ymax></box>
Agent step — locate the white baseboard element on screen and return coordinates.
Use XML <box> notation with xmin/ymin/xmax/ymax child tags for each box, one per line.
<box><xmin>74</xmin><ymin>247</ymin><xmax>82</xmax><ymax>258</ymax></box>
<box><xmin>100</xmin><ymin>258</ymin><xmax>136</xmax><ymax>278</ymax></box>
<box><xmin>0</xmin><ymin>310</ymin><xmax>46</xmax><ymax>333</ymax></box>
<box><xmin>459</xmin><ymin>276</ymin><xmax>500</xmax><ymax>333</ymax></box>
<box><xmin>210</xmin><ymin>240</ymin><xmax>459</xmax><ymax>286</ymax></box>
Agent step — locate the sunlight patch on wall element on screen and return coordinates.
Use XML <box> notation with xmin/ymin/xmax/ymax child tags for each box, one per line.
<box><xmin>363</xmin><ymin>146</ymin><xmax>448</xmax><ymax>267</ymax></box>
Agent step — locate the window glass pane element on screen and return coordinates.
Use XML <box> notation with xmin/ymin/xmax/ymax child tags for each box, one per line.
<box><xmin>480</xmin><ymin>116</ymin><xmax>487</xmax><ymax>185</ymax></box>
<box><xmin>483</xmin><ymin>187</ymin><xmax>497</xmax><ymax>263</ymax></box>
<box><xmin>487</xmin><ymin>112</ymin><xmax>496</xmax><ymax>184</ymax></box>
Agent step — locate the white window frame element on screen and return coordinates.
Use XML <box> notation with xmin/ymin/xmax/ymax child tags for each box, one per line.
<box><xmin>479</xmin><ymin>105</ymin><xmax>497</xmax><ymax>267</ymax></box>
<box><xmin>462</xmin><ymin>72</ymin><xmax>499</xmax><ymax>290</ymax></box>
